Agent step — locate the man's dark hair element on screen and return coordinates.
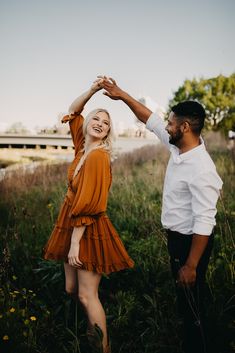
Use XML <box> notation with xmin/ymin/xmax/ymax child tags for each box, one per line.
<box><xmin>171</xmin><ymin>101</ymin><xmax>206</xmax><ymax>135</ymax></box>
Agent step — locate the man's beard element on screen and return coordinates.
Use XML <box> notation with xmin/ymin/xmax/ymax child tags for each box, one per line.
<box><xmin>169</xmin><ymin>129</ymin><xmax>183</xmax><ymax>146</ymax></box>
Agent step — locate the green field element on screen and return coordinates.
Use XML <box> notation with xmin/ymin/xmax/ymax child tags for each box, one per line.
<box><xmin>0</xmin><ymin>143</ymin><xmax>234</xmax><ymax>353</ymax></box>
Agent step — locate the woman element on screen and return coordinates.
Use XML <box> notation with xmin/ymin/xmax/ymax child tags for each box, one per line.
<box><xmin>43</xmin><ymin>78</ymin><xmax>134</xmax><ymax>353</ymax></box>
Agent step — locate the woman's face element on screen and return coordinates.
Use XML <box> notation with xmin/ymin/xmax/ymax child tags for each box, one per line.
<box><xmin>86</xmin><ymin>111</ymin><xmax>110</xmax><ymax>142</ymax></box>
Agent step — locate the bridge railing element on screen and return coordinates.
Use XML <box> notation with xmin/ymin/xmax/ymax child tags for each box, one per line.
<box><xmin>0</xmin><ymin>134</ymin><xmax>73</xmax><ymax>149</ymax></box>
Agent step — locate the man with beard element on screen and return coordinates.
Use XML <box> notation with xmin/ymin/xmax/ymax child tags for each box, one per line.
<box><xmin>101</xmin><ymin>77</ymin><xmax>222</xmax><ymax>353</ymax></box>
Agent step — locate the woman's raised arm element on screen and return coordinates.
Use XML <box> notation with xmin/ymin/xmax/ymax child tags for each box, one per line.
<box><xmin>68</xmin><ymin>78</ymin><xmax>104</xmax><ymax>114</ymax></box>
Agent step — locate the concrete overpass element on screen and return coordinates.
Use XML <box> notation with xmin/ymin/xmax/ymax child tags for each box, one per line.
<box><xmin>0</xmin><ymin>134</ymin><xmax>73</xmax><ymax>149</ymax></box>
<box><xmin>0</xmin><ymin>133</ymin><xmax>160</xmax><ymax>153</ymax></box>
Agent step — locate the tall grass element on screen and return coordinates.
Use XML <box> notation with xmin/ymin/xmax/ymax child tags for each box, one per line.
<box><xmin>0</xmin><ymin>144</ymin><xmax>234</xmax><ymax>353</ymax></box>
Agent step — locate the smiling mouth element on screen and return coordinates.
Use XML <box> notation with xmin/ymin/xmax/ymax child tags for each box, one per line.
<box><xmin>93</xmin><ymin>127</ymin><xmax>102</xmax><ymax>133</ymax></box>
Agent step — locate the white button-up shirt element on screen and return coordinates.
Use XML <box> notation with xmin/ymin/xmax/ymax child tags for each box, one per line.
<box><xmin>146</xmin><ymin>112</ymin><xmax>223</xmax><ymax>236</ymax></box>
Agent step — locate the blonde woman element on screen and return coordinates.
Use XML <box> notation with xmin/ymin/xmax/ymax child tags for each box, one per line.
<box><xmin>43</xmin><ymin>78</ymin><xmax>134</xmax><ymax>353</ymax></box>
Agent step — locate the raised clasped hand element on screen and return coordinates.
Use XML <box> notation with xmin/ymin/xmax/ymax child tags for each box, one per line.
<box><xmin>96</xmin><ymin>75</ymin><xmax>121</xmax><ymax>100</ymax></box>
<box><xmin>91</xmin><ymin>77</ymin><xmax>106</xmax><ymax>92</ymax></box>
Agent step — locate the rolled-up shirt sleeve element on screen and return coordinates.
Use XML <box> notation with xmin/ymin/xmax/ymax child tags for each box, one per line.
<box><xmin>146</xmin><ymin>112</ymin><xmax>171</xmax><ymax>149</ymax></box>
<box><xmin>189</xmin><ymin>171</ymin><xmax>223</xmax><ymax>235</ymax></box>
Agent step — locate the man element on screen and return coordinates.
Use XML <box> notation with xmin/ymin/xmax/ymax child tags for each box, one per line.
<box><xmin>102</xmin><ymin>77</ymin><xmax>223</xmax><ymax>353</ymax></box>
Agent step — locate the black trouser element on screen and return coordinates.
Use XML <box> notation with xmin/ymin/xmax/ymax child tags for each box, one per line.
<box><xmin>167</xmin><ymin>230</ymin><xmax>214</xmax><ymax>353</ymax></box>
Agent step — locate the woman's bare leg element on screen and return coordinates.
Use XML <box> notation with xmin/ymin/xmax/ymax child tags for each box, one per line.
<box><xmin>77</xmin><ymin>269</ymin><xmax>108</xmax><ymax>349</ymax></box>
<box><xmin>64</xmin><ymin>263</ymin><xmax>78</xmax><ymax>300</ymax></box>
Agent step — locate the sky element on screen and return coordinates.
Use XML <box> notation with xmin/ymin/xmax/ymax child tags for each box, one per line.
<box><xmin>0</xmin><ymin>0</ymin><xmax>235</xmax><ymax>132</ymax></box>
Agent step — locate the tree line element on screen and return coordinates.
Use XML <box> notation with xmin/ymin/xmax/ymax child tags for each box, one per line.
<box><xmin>169</xmin><ymin>73</ymin><xmax>235</xmax><ymax>134</ymax></box>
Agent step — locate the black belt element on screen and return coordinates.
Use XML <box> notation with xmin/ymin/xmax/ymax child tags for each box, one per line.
<box><xmin>165</xmin><ymin>229</ymin><xmax>193</xmax><ymax>236</ymax></box>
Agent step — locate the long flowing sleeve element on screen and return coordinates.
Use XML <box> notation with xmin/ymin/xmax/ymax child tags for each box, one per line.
<box><xmin>62</xmin><ymin>113</ymin><xmax>85</xmax><ymax>154</ymax></box>
<box><xmin>69</xmin><ymin>149</ymin><xmax>111</xmax><ymax>227</ymax></box>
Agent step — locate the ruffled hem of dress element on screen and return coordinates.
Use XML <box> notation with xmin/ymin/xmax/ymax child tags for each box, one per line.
<box><xmin>80</xmin><ymin>259</ymin><xmax>134</xmax><ymax>274</ymax></box>
<box><xmin>43</xmin><ymin>215</ymin><xmax>135</xmax><ymax>274</ymax></box>
<box><xmin>43</xmin><ymin>252</ymin><xmax>65</xmax><ymax>261</ymax></box>
<box><xmin>42</xmin><ymin>252</ymin><xmax>134</xmax><ymax>274</ymax></box>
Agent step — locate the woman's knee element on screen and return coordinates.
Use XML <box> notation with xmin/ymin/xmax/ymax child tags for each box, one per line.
<box><xmin>78</xmin><ymin>292</ymin><xmax>88</xmax><ymax>307</ymax></box>
<box><xmin>78</xmin><ymin>289</ymin><xmax>98</xmax><ymax>308</ymax></box>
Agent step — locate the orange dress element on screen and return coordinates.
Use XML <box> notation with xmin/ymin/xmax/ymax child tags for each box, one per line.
<box><xmin>43</xmin><ymin>113</ymin><xmax>134</xmax><ymax>274</ymax></box>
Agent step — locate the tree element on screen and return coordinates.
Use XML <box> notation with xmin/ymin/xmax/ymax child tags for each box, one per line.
<box><xmin>169</xmin><ymin>73</ymin><xmax>235</xmax><ymax>134</ymax></box>
<box><xmin>5</xmin><ymin>122</ymin><xmax>30</xmax><ymax>134</ymax></box>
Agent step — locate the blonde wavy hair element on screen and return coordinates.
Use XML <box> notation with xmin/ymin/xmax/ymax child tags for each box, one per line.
<box><xmin>83</xmin><ymin>108</ymin><xmax>115</xmax><ymax>154</ymax></box>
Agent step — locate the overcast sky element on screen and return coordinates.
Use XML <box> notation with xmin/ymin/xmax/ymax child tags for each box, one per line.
<box><xmin>0</xmin><ymin>0</ymin><xmax>234</xmax><ymax>131</ymax></box>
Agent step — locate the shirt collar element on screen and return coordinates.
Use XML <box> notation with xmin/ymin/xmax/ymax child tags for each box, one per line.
<box><xmin>170</xmin><ymin>137</ymin><xmax>205</xmax><ymax>164</ymax></box>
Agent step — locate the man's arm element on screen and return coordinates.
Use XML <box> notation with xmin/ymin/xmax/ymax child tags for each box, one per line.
<box><xmin>178</xmin><ymin>170</ymin><xmax>222</xmax><ymax>287</ymax></box>
<box><xmin>102</xmin><ymin>76</ymin><xmax>171</xmax><ymax>148</ymax></box>
<box><xmin>102</xmin><ymin>78</ymin><xmax>152</xmax><ymax>124</ymax></box>
<box><xmin>177</xmin><ymin>235</ymin><xmax>209</xmax><ymax>286</ymax></box>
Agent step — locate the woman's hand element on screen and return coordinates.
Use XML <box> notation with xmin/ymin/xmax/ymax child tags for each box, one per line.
<box><xmin>67</xmin><ymin>226</ymin><xmax>85</xmax><ymax>268</ymax></box>
<box><xmin>90</xmin><ymin>77</ymin><xmax>105</xmax><ymax>93</ymax></box>
<box><xmin>68</xmin><ymin>242</ymin><xmax>83</xmax><ymax>268</ymax></box>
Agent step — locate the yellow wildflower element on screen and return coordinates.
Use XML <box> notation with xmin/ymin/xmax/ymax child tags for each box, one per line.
<box><xmin>12</xmin><ymin>275</ymin><xmax>17</xmax><ymax>280</ymax></box>
<box><xmin>9</xmin><ymin>307</ymin><xmax>15</xmax><ymax>313</ymax></box>
<box><xmin>13</xmin><ymin>290</ymin><xmax>20</xmax><ymax>294</ymax></box>
<box><xmin>30</xmin><ymin>316</ymin><xmax>37</xmax><ymax>321</ymax></box>
<box><xmin>3</xmin><ymin>335</ymin><xmax>9</xmax><ymax>341</ymax></box>
<box><xmin>24</xmin><ymin>319</ymin><xmax>30</xmax><ymax>325</ymax></box>
<box><xmin>47</xmin><ymin>203</ymin><xmax>52</xmax><ymax>208</ymax></box>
